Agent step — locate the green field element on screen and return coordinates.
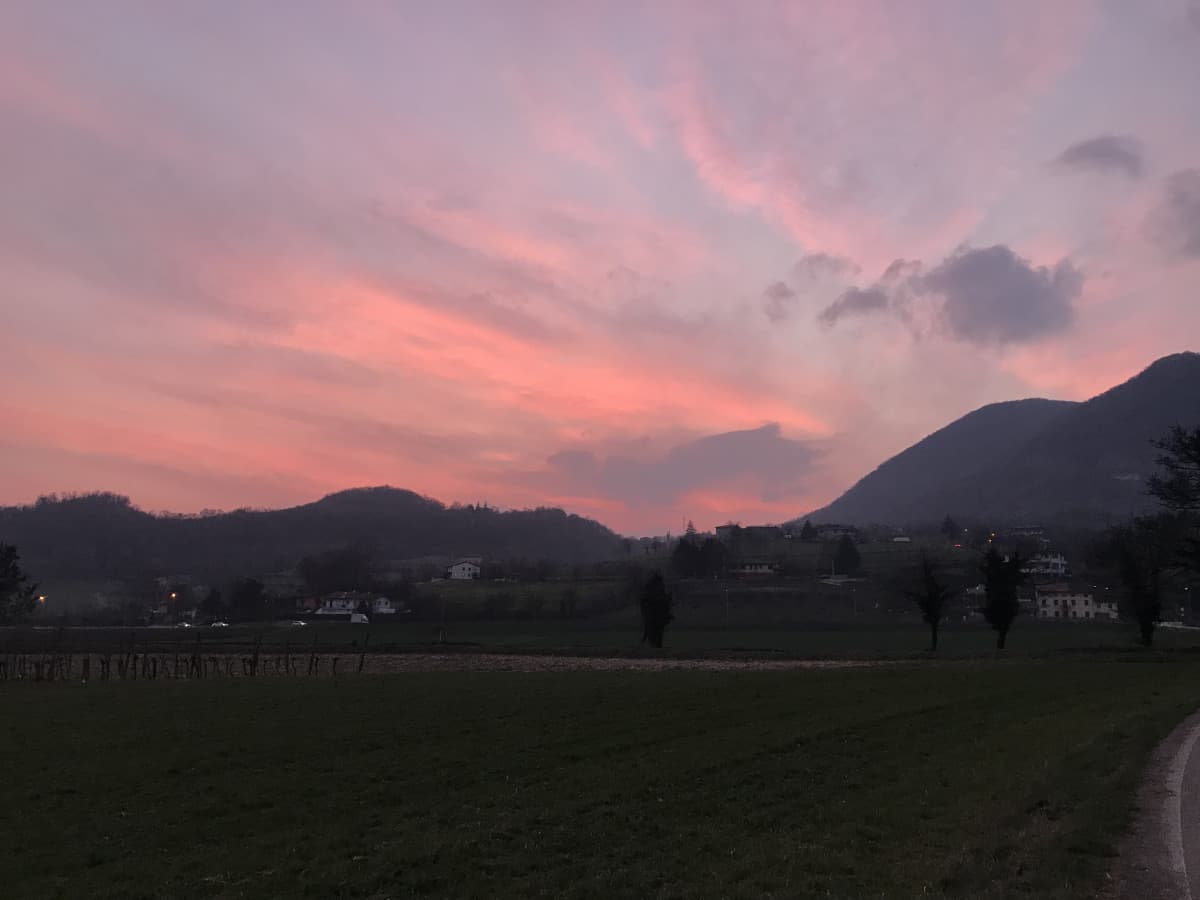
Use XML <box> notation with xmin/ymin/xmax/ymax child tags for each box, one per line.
<box><xmin>3</xmin><ymin>659</ymin><xmax>1198</xmax><ymax>898</ymax></box>
<box><xmin>7</xmin><ymin>619</ymin><xmax>1200</xmax><ymax>661</ymax></box>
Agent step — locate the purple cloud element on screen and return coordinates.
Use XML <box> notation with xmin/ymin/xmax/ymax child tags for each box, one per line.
<box><xmin>763</xmin><ymin>281</ymin><xmax>798</xmax><ymax>322</ymax></box>
<box><xmin>1148</xmin><ymin>169</ymin><xmax>1200</xmax><ymax>260</ymax></box>
<box><xmin>919</xmin><ymin>245</ymin><xmax>1081</xmax><ymax>345</ymax></box>
<box><xmin>1053</xmin><ymin>135</ymin><xmax>1145</xmax><ymax>178</ymax></box>
<box><xmin>817</xmin><ymin>287</ymin><xmax>890</xmax><ymax>327</ymax></box>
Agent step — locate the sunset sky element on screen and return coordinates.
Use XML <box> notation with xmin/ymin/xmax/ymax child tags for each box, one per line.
<box><xmin>2</xmin><ymin>1</ymin><xmax>1199</xmax><ymax>535</ymax></box>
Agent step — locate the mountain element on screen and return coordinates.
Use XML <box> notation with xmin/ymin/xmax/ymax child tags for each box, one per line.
<box><xmin>806</xmin><ymin>352</ymin><xmax>1200</xmax><ymax>527</ymax></box>
<box><xmin>0</xmin><ymin>487</ymin><xmax>623</xmax><ymax>584</ymax></box>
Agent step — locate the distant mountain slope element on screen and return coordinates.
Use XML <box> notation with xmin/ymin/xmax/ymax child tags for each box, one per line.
<box><xmin>807</xmin><ymin>352</ymin><xmax>1200</xmax><ymax>527</ymax></box>
<box><xmin>0</xmin><ymin>487</ymin><xmax>623</xmax><ymax>582</ymax></box>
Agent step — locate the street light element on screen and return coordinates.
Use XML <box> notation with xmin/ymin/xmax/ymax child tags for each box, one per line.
<box><xmin>37</xmin><ymin>595</ymin><xmax>46</xmax><ymax>603</ymax></box>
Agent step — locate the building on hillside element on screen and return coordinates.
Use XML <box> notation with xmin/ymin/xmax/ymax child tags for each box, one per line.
<box><xmin>817</xmin><ymin>525</ymin><xmax>858</xmax><ymax>541</ymax></box>
<box><xmin>743</xmin><ymin>525</ymin><xmax>783</xmax><ymax>542</ymax></box>
<box><xmin>1010</xmin><ymin>526</ymin><xmax>1047</xmax><ymax>539</ymax></box>
<box><xmin>1024</xmin><ymin>553</ymin><xmax>1069</xmax><ymax>577</ymax></box>
<box><xmin>315</xmin><ymin>593</ymin><xmax>359</xmax><ymax>614</ymax></box>
<box><xmin>314</xmin><ymin>591</ymin><xmax>376</xmax><ymax>615</ymax></box>
<box><xmin>735</xmin><ymin>560</ymin><xmax>776</xmax><ymax>576</ymax></box>
<box><xmin>1034</xmin><ymin>583</ymin><xmax>1118</xmax><ymax>621</ymax></box>
<box><xmin>446</xmin><ymin>558</ymin><xmax>482</xmax><ymax>580</ymax></box>
<box><xmin>715</xmin><ymin>524</ymin><xmax>739</xmax><ymax>543</ymax></box>
<box><xmin>371</xmin><ymin>596</ymin><xmax>403</xmax><ymax>615</ymax></box>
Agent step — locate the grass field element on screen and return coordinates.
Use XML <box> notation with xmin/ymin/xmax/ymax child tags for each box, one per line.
<box><xmin>7</xmin><ymin>619</ymin><xmax>1200</xmax><ymax>660</ymax></box>
<box><xmin>2</xmin><ymin>659</ymin><xmax>1198</xmax><ymax>898</ymax></box>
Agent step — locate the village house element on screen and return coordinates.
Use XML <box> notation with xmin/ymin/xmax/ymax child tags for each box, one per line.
<box><xmin>309</xmin><ymin>591</ymin><xmax>399</xmax><ymax>616</ymax></box>
<box><xmin>734</xmin><ymin>560</ymin><xmax>776</xmax><ymax>576</ymax></box>
<box><xmin>1034</xmin><ymin>583</ymin><xmax>1118</xmax><ymax>621</ymax></box>
<box><xmin>445</xmin><ymin>558</ymin><xmax>482</xmax><ymax>580</ymax></box>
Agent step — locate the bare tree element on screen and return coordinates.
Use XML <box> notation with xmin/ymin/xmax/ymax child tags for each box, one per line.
<box><xmin>903</xmin><ymin>553</ymin><xmax>952</xmax><ymax>651</ymax></box>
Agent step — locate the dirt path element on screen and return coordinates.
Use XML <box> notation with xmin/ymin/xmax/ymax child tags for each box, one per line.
<box><xmin>1111</xmin><ymin>708</ymin><xmax>1200</xmax><ymax>899</ymax></box>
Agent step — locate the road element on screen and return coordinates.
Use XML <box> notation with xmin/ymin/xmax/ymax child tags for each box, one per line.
<box><xmin>1116</xmin><ymin>709</ymin><xmax>1200</xmax><ymax>899</ymax></box>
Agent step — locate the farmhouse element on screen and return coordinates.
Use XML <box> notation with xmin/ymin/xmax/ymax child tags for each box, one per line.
<box><xmin>1034</xmin><ymin>583</ymin><xmax>1118</xmax><ymax>621</ymax></box>
<box><xmin>446</xmin><ymin>558</ymin><xmax>482</xmax><ymax>580</ymax></box>
<box><xmin>312</xmin><ymin>592</ymin><xmax>399</xmax><ymax>615</ymax></box>
<box><xmin>735</xmin><ymin>560</ymin><xmax>776</xmax><ymax>576</ymax></box>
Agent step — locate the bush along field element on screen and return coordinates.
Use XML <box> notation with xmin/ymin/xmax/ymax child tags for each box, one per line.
<box><xmin>2</xmin><ymin>658</ymin><xmax>1199</xmax><ymax>898</ymax></box>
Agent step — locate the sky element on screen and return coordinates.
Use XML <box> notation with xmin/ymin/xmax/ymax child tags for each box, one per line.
<box><xmin>1</xmin><ymin>1</ymin><xmax>1199</xmax><ymax>535</ymax></box>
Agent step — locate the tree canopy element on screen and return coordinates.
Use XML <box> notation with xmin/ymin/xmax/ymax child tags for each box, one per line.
<box><xmin>0</xmin><ymin>544</ymin><xmax>38</xmax><ymax>625</ymax></box>
<box><xmin>639</xmin><ymin>572</ymin><xmax>674</xmax><ymax>649</ymax></box>
<box><xmin>833</xmin><ymin>535</ymin><xmax>861</xmax><ymax>576</ymax></box>
<box><xmin>980</xmin><ymin>547</ymin><xmax>1026</xmax><ymax>650</ymax></box>
<box><xmin>1149</xmin><ymin>425</ymin><xmax>1200</xmax><ymax>573</ymax></box>
<box><xmin>903</xmin><ymin>553</ymin><xmax>952</xmax><ymax>651</ymax></box>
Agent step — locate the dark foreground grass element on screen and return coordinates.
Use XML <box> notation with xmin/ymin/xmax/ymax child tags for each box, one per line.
<box><xmin>1</xmin><ymin>660</ymin><xmax>1197</xmax><ymax>899</ymax></box>
<box><xmin>11</xmin><ymin>619</ymin><xmax>1200</xmax><ymax>660</ymax></box>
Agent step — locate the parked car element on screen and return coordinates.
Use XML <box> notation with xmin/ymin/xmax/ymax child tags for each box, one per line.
<box><xmin>290</xmin><ymin>620</ymin><xmax>307</xmax><ymax>627</ymax></box>
<box><xmin>210</xmin><ymin>621</ymin><xmax>230</xmax><ymax>628</ymax></box>
<box><xmin>349</xmin><ymin>613</ymin><xmax>370</xmax><ymax>625</ymax></box>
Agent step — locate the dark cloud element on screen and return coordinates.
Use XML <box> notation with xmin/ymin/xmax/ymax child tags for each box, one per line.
<box><xmin>880</xmin><ymin>259</ymin><xmax>921</xmax><ymax>281</ymax></box>
<box><xmin>537</xmin><ymin>424</ymin><xmax>819</xmax><ymax>508</ymax></box>
<box><xmin>1147</xmin><ymin>168</ymin><xmax>1200</xmax><ymax>260</ymax></box>
<box><xmin>792</xmin><ymin>253</ymin><xmax>859</xmax><ymax>281</ymax></box>
<box><xmin>817</xmin><ymin>287</ymin><xmax>889</xmax><ymax>327</ymax></box>
<box><xmin>763</xmin><ymin>281</ymin><xmax>797</xmax><ymax>322</ymax></box>
<box><xmin>918</xmin><ymin>245</ymin><xmax>1080</xmax><ymax>345</ymax></box>
<box><xmin>1053</xmin><ymin>135</ymin><xmax>1145</xmax><ymax>178</ymax></box>
<box><xmin>816</xmin><ymin>246</ymin><xmax>1081</xmax><ymax>345</ymax></box>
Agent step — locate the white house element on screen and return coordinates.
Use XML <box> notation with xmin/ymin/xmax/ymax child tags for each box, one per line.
<box><xmin>735</xmin><ymin>561</ymin><xmax>776</xmax><ymax>576</ymax></box>
<box><xmin>1035</xmin><ymin>583</ymin><xmax>1118</xmax><ymax>621</ymax></box>
<box><xmin>371</xmin><ymin>596</ymin><xmax>402</xmax><ymax>615</ymax></box>
<box><xmin>1025</xmin><ymin>553</ymin><xmax>1069</xmax><ymax>577</ymax></box>
<box><xmin>446</xmin><ymin>559</ymin><xmax>481</xmax><ymax>580</ymax></box>
<box><xmin>314</xmin><ymin>592</ymin><xmax>361</xmax><ymax>615</ymax></box>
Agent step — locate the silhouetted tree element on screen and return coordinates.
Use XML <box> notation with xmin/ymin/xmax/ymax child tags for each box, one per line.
<box><xmin>834</xmin><ymin>535</ymin><xmax>861</xmax><ymax>576</ymax></box>
<box><xmin>0</xmin><ymin>544</ymin><xmax>38</xmax><ymax>625</ymax></box>
<box><xmin>299</xmin><ymin>544</ymin><xmax>374</xmax><ymax>594</ymax></box>
<box><xmin>698</xmin><ymin>538</ymin><xmax>727</xmax><ymax>578</ymax></box>
<box><xmin>639</xmin><ymin>572</ymin><xmax>674</xmax><ymax>648</ymax></box>
<box><xmin>670</xmin><ymin>538</ymin><xmax>700</xmax><ymax>578</ymax></box>
<box><xmin>941</xmin><ymin>515</ymin><xmax>961</xmax><ymax>541</ymax></box>
<box><xmin>229</xmin><ymin>577</ymin><xmax>268</xmax><ymax>622</ymax></box>
<box><xmin>671</xmin><ymin>536</ymin><xmax>726</xmax><ymax>579</ymax></box>
<box><xmin>799</xmin><ymin>520</ymin><xmax>818</xmax><ymax>542</ymax></box>
<box><xmin>200</xmin><ymin>587</ymin><xmax>226</xmax><ymax>617</ymax></box>
<box><xmin>903</xmin><ymin>553</ymin><xmax>952</xmax><ymax>651</ymax></box>
<box><xmin>1114</xmin><ymin>520</ymin><xmax>1166</xmax><ymax>647</ymax></box>
<box><xmin>1149</xmin><ymin>425</ymin><xmax>1200</xmax><ymax>573</ymax></box>
<box><xmin>980</xmin><ymin>547</ymin><xmax>1026</xmax><ymax>650</ymax></box>
<box><xmin>559</xmin><ymin>586</ymin><xmax>578</xmax><ymax>618</ymax></box>
<box><xmin>685</xmin><ymin>520</ymin><xmax>697</xmax><ymax>537</ymax></box>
